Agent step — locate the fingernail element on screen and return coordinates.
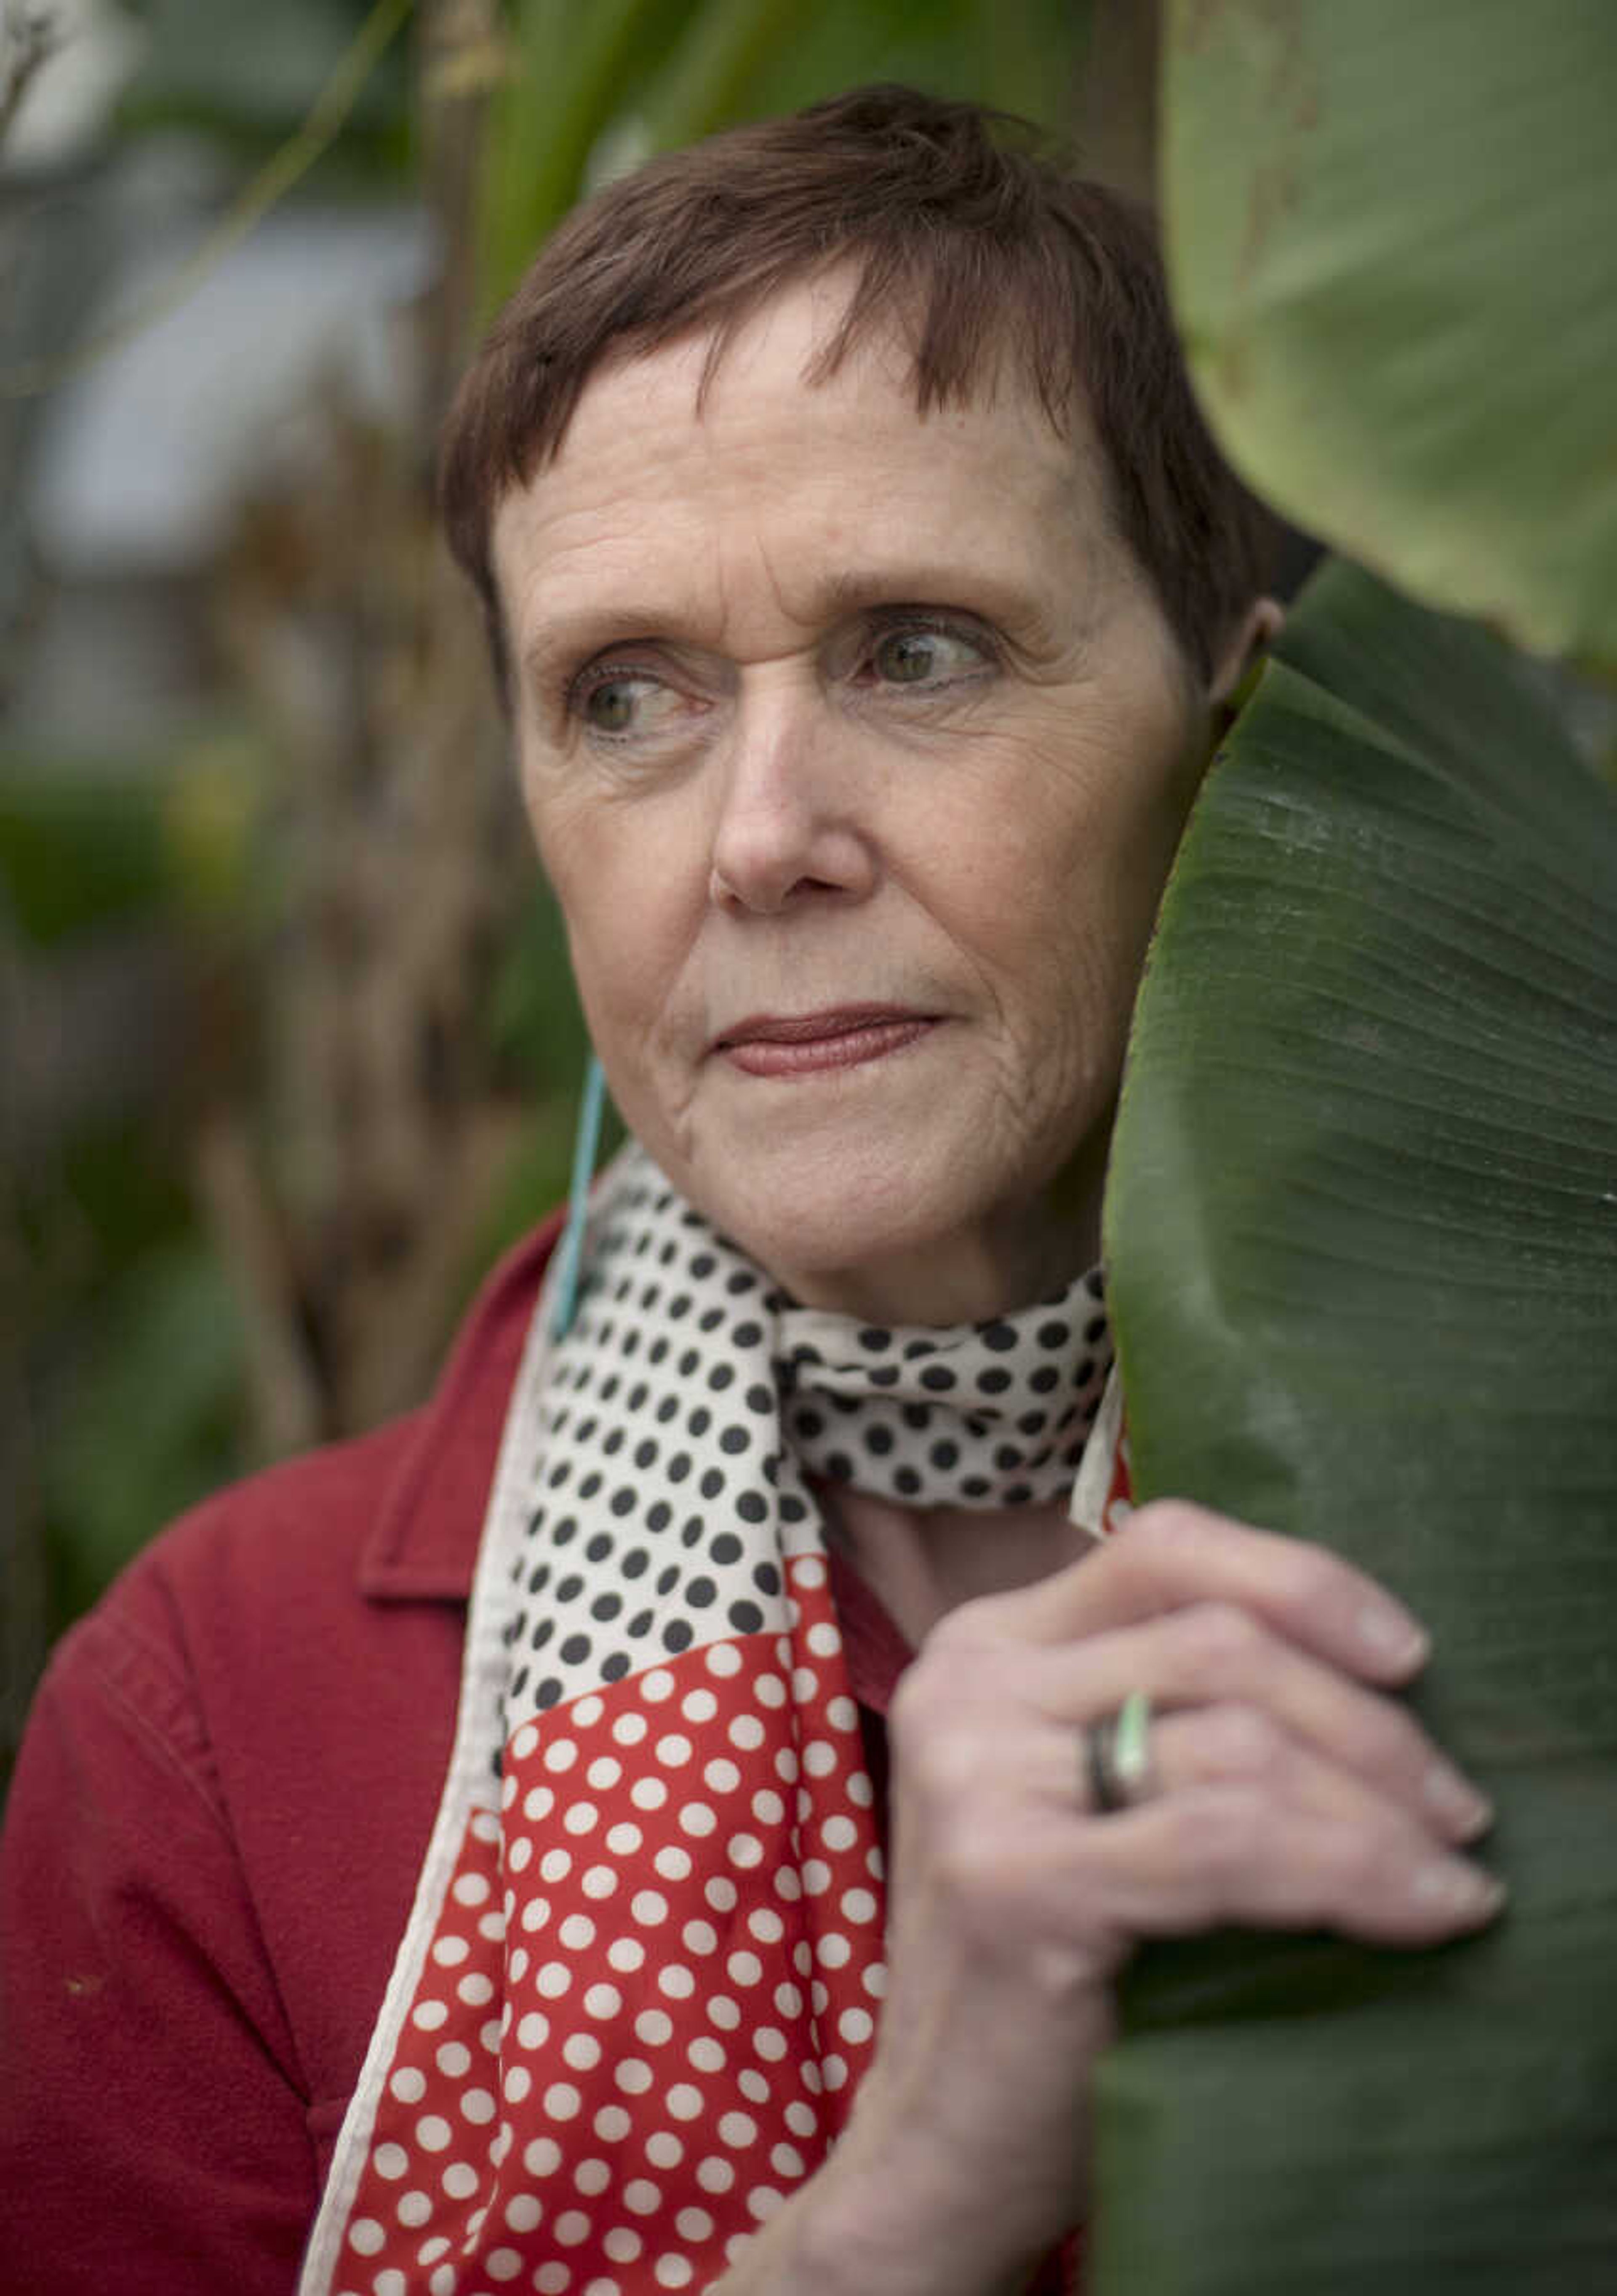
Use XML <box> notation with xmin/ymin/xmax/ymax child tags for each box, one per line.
<box><xmin>1423</xmin><ymin>1762</ymin><xmax>1493</xmax><ymax>1837</ymax></box>
<box><xmin>1358</xmin><ymin>1603</ymin><xmax>1429</xmax><ymax>1668</ymax></box>
<box><xmin>1413</xmin><ymin>1859</ymin><xmax>1506</xmax><ymax>1919</ymax></box>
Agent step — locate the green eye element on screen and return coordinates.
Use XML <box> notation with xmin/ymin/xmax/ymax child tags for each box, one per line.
<box><xmin>575</xmin><ymin>669</ymin><xmax>691</xmax><ymax>738</ymax></box>
<box><xmin>583</xmin><ymin>677</ymin><xmax>644</xmax><ymax>731</ymax></box>
<box><xmin>874</xmin><ymin>630</ymin><xmax>941</xmax><ymax>683</ymax></box>
<box><xmin>870</xmin><ymin>624</ymin><xmax>985</xmax><ymax>687</ymax></box>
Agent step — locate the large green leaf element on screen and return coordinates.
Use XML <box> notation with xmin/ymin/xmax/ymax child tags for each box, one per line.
<box><xmin>474</xmin><ymin>0</ymin><xmax>1090</xmax><ymax>312</ymax></box>
<box><xmin>1093</xmin><ymin>558</ymin><xmax>1617</xmax><ymax>2292</ymax></box>
<box><xmin>1161</xmin><ymin>0</ymin><xmax>1617</xmax><ymax>670</ymax></box>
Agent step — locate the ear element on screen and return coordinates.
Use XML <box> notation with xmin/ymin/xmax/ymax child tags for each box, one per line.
<box><xmin>1207</xmin><ymin>594</ymin><xmax>1284</xmax><ymax>708</ymax></box>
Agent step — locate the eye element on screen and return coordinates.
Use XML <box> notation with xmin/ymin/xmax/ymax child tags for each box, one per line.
<box><xmin>867</xmin><ymin>620</ymin><xmax>992</xmax><ymax>691</ymax></box>
<box><xmin>582</xmin><ymin>675</ymin><xmax>649</xmax><ymax>731</ymax></box>
<box><xmin>571</xmin><ymin>665</ymin><xmax>688</xmax><ymax>739</ymax></box>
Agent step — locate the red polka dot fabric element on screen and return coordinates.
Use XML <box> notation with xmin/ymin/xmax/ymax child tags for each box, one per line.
<box><xmin>328</xmin><ymin>1563</ymin><xmax>882</xmax><ymax>2295</ymax></box>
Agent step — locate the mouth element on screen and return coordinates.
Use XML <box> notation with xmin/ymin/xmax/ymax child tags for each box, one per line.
<box><xmin>712</xmin><ymin>1004</ymin><xmax>942</xmax><ymax>1079</ymax></box>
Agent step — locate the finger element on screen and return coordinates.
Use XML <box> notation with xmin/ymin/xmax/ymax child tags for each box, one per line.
<box><xmin>971</xmin><ymin>1499</ymin><xmax>1429</xmax><ymax>1683</ymax></box>
<box><xmin>1024</xmin><ymin>1609</ymin><xmax>1491</xmax><ymax>1842</ymax></box>
<box><xmin>1077</xmin><ymin>1701</ymin><xmax>1481</xmax><ymax>1848</ymax></box>
<box><xmin>1070</xmin><ymin>1788</ymin><xmax>1506</xmax><ymax>1949</ymax></box>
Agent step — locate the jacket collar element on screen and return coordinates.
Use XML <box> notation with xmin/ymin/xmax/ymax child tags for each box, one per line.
<box><xmin>358</xmin><ymin>1213</ymin><xmax>563</xmax><ymax>1603</ymax></box>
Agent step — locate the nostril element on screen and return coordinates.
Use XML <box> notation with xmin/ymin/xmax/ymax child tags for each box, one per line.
<box><xmin>708</xmin><ymin>808</ymin><xmax>877</xmax><ymax>912</ymax></box>
<box><xmin>710</xmin><ymin>867</ymin><xmax>851</xmax><ymax>914</ymax></box>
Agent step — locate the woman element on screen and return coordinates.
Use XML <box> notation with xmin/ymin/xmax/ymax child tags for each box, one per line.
<box><xmin>0</xmin><ymin>86</ymin><xmax>1502</xmax><ymax>2296</ymax></box>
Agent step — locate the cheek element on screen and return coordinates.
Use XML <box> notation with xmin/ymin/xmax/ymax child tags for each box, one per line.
<box><xmin>1039</xmin><ymin>709</ymin><xmax>1202</xmax><ymax>928</ymax></box>
<box><xmin>950</xmin><ymin>722</ymin><xmax>1198</xmax><ymax>1057</ymax></box>
<box><xmin>562</xmin><ymin>900</ymin><xmax>667</xmax><ymax>1055</ymax></box>
<box><xmin>530</xmin><ymin>781</ymin><xmax>659</xmax><ymax>992</ymax></box>
<box><xmin>945</xmin><ymin>731</ymin><xmax>1181</xmax><ymax>941</ymax></box>
<box><xmin>538</xmin><ymin>825</ymin><xmax>701</xmax><ymax>1097</ymax></box>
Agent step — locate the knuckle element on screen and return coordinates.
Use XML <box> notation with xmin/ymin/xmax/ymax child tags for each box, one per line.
<box><xmin>1127</xmin><ymin>1498</ymin><xmax>1209</xmax><ymax>1568</ymax></box>
<box><xmin>1201</xmin><ymin>1701</ymin><xmax>1286</xmax><ymax>1784</ymax></box>
<box><xmin>890</xmin><ymin>1641</ymin><xmax>972</xmax><ymax>1742</ymax></box>
<box><xmin>886</xmin><ymin>1659</ymin><xmax>939</xmax><ymax>1747</ymax></box>
<box><xmin>1310</xmin><ymin>1678</ymin><xmax>1422</xmax><ymax>1793</ymax></box>
<box><xmin>889</xmin><ymin>1682</ymin><xmax>998</xmax><ymax>1819</ymax></box>
<box><xmin>1167</xmin><ymin>1788</ymin><xmax>1268</xmax><ymax>1887</ymax></box>
<box><xmin>1182</xmin><ymin>1599</ymin><xmax>1263</xmax><ymax>1679</ymax></box>
<box><xmin>1357</xmin><ymin>1697</ymin><xmax>1427</xmax><ymax>1780</ymax></box>
<box><xmin>1330</xmin><ymin>1821</ymin><xmax>1400</xmax><ymax>1904</ymax></box>
<box><xmin>897</xmin><ymin>1608</ymin><xmax>1031</xmax><ymax>1764</ymax></box>
<box><xmin>909</xmin><ymin>1725</ymin><xmax>988</xmax><ymax>1813</ymax></box>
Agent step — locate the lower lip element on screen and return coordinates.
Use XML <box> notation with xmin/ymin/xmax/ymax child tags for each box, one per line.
<box><xmin>719</xmin><ymin>1017</ymin><xmax>938</xmax><ymax>1078</ymax></box>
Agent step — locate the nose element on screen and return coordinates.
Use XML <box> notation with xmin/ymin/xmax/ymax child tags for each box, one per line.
<box><xmin>707</xmin><ymin>687</ymin><xmax>878</xmax><ymax>915</ymax></box>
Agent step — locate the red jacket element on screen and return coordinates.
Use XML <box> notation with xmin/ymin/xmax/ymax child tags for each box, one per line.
<box><xmin>0</xmin><ymin>1219</ymin><xmax>914</xmax><ymax>2296</ymax></box>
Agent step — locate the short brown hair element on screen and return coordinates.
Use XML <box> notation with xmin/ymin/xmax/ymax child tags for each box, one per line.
<box><xmin>440</xmin><ymin>84</ymin><xmax>1278</xmax><ymax>690</ymax></box>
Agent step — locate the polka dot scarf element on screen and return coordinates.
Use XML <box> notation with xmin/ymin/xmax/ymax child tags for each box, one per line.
<box><xmin>302</xmin><ymin>1144</ymin><xmax>1115</xmax><ymax>2296</ymax></box>
<box><xmin>780</xmin><ymin>1287</ymin><xmax>1110</xmax><ymax>1512</ymax></box>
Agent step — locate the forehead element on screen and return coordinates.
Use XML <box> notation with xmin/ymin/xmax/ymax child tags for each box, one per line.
<box><xmin>490</xmin><ymin>277</ymin><xmax>1132</xmax><ymax>662</ymax></box>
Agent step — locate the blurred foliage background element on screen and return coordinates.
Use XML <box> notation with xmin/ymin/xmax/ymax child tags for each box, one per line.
<box><xmin>1</xmin><ymin>0</ymin><xmax>1161</xmax><ymax>1762</ymax></box>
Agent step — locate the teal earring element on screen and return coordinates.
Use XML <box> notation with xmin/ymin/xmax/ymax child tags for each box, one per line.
<box><xmin>549</xmin><ymin>1053</ymin><xmax>607</xmax><ymax>1340</ymax></box>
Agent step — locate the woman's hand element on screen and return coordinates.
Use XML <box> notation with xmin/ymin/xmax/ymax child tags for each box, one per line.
<box><xmin>750</xmin><ymin>1500</ymin><xmax>1502</xmax><ymax>2296</ymax></box>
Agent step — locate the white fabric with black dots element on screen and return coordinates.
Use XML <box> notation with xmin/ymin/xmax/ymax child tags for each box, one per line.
<box><xmin>506</xmin><ymin>1145</ymin><xmax>1111</xmax><ymax>1721</ymax></box>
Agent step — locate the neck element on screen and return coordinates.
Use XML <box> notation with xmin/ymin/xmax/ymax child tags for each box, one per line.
<box><xmin>815</xmin><ymin>1481</ymin><xmax>1092</xmax><ymax>1648</ymax></box>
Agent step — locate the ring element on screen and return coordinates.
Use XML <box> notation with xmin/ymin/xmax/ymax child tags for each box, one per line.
<box><xmin>1083</xmin><ymin>1689</ymin><xmax>1154</xmax><ymax>1813</ymax></box>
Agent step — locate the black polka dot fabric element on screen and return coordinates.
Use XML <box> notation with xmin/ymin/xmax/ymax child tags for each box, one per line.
<box><xmin>507</xmin><ymin>1160</ymin><xmax>816</xmax><ymax>1720</ymax></box>
<box><xmin>779</xmin><ymin>1282</ymin><xmax>1110</xmax><ymax>1510</ymax></box>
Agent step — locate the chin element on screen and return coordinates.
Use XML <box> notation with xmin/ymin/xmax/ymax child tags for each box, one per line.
<box><xmin>679</xmin><ymin>1134</ymin><xmax>1040</xmax><ymax>1323</ymax></box>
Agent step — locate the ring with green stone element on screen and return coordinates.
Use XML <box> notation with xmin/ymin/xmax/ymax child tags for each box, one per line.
<box><xmin>1083</xmin><ymin>1689</ymin><xmax>1154</xmax><ymax>1813</ymax></box>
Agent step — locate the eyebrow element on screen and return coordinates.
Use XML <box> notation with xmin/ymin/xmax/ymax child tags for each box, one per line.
<box><xmin>520</xmin><ymin>606</ymin><xmax>690</xmax><ymax>692</ymax></box>
<box><xmin>812</xmin><ymin>565</ymin><xmax>1060</xmax><ymax>643</ymax></box>
<box><xmin>518</xmin><ymin>560</ymin><xmax>1065</xmax><ymax>691</ymax></box>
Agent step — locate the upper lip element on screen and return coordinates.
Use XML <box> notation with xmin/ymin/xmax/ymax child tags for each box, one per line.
<box><xmin>712</xmin><ymin>1003</ymin><xmax>934</xmax><ymax>1050</ymax></box>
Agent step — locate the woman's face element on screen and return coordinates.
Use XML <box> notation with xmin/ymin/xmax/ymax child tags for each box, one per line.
<box><xmin>494</xmin><ymin>279</ymin><xmax>1228</xmax><ymax>1324</ymax></box>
